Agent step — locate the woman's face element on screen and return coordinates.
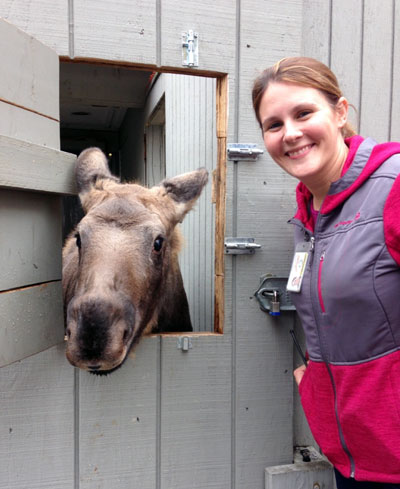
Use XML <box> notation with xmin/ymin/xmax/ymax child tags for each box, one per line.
<box><xmin>258</xmin><ymin>82</ymin><xmax>348</xmax><ymax>184</ymax></box>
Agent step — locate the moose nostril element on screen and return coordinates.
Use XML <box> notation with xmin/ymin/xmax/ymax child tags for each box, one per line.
<box><xmin>66</xmin><ymin>327</ymin><xmax>72</xmax><ymax>339</ymax></box>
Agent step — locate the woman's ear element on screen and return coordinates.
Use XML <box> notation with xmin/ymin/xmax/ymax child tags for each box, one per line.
<box><xmin>336</xmin><ymin>96</ymin><xmax>349</xmax><ymax>128</ymax></box>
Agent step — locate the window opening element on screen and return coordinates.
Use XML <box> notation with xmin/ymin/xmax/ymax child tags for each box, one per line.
<box><xmin>60</xmin><ymin>61</ymin><xmax>224</xmax><ymax>333</ymax></box>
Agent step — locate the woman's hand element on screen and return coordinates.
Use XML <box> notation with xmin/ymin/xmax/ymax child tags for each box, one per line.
<box><xmin>294</xmin><ymin>364</ymin><xmax>307</xmax><ymax>386</ymax></box>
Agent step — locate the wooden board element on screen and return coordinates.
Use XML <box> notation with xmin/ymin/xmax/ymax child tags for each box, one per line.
<box><xmin>0</xmin><ymin>190</ymin><xmax>62</xmax><ymax>291</ymax></box>
<box><xmin>164</xmin><ymin>74</ymin><xmax>216</xmax><ymax>332</ymax></box>
<box><xmin>0</xmin><ymin>134</ymin><xmax>76</xmax><ymax>194</ymax></box>
<box><xmin>0</xmin><ymin>100</ymin><xmax>59</xmax><ymax>149</ymax></box>
<box><xmin>391</xmin><ymin>0</ymin><xmax>400</xmax><ymax>141</ymax></box>
<box><xmin>0</xmin><ymin>17</ymin><xmax>59</xmax><ymax>121</ymax></box>
<box><xmin>78</xmin><ymin>336</ymin><xmax>159</xmax><ymax>489</ymax></box>
<box><xmin>0</xmin><ymin>0</ymin><xmax>70</xmax><ymax>55</ymax></box>
<box><xmin>73</xmin><ymin>0</ymin><xmax>157</xmax><ymax>65</ymax></box>
<box><xmin>234</xmin><ymin>1</ymin><xmax>303</xmax><ymax>486</ymax></box>
<box><xmin>359</xmin><ymin>0</ymin><xmax>393</xmax><ymax>142</ymax></box>
<box><xmin>160</xmin><ymin>0</ymin><xmax>236</xmax><ymax>73</ymax></box>
<box><xmin>331</xmin><ymin>0</ymin><xmax>363</xmax><ymax>133</ymax></box>
<box><xmin>160</xmin><ymin>334</ymin><xmax>231</xmax><ymax>489</ymax></box>
<box><xmin>0</xmin><ymin>345</ymin><xmax>74</xmax><ymax>488</ymax></box>
<box><xmin>0</xmin><ymin>281</ymin><xmax>64</xmax><ymax>367</ymax></box>
<box><xmin>301</xmin><ymin>0</ymin><xmax>331</xmax><ymax>64</ymax></box>
<box><xmin>265</xmin><ymin>461</ymin><xmax>333</xmax><ymax>489</ymax></box>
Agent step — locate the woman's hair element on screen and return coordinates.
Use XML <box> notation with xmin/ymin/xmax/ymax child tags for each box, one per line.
<box><xmin>252</xmin><ymin>56</ymin><xmax>356</xmax><ymax>137</ymax></box>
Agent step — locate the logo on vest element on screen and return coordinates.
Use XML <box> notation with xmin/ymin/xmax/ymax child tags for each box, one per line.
<box><xmin>334</xmin><ymin>212</ymin><xmax>361</xmax><ymax>228</ymax></box>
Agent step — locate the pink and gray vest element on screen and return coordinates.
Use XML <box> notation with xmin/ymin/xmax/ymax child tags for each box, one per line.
<box><xmin>289</xmin><ymin>135</ymin><xmax>400</xmax><ymax>482</ymax></box>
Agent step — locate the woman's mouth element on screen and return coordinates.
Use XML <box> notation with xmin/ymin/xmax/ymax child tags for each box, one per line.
<box><xmin>286</xmin><ymin>144</ymin><xmax>314</xmax><ymax>159</ymax></box>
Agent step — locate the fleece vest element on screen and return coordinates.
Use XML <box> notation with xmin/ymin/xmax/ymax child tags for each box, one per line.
<box><xmin>289</xmin><ymin>137</ymin><xmax>400</xmax><ymax>482</ymax></box>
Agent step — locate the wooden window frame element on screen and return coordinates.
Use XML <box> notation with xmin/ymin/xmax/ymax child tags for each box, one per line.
<box><xmin>60</xmin><ymin>57</ymin><xmax>228</xmax><ymax>335</ymax></box>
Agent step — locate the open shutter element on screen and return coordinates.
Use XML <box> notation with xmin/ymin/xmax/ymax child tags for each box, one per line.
<box><xmin>0</xmin><ymin>19</ymin><xmax>76</xmax><ymax>367</ymax></box>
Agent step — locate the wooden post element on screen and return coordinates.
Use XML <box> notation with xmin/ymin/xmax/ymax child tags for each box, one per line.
<box><xmin>214</xmin><ymin>74</ymin><xmax>228</xmax><ymax>334</ymax></box>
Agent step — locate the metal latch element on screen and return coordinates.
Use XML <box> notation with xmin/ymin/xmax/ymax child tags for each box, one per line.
<box><xmin>182</xmin><ymin>30</ymin><xmax>198</xmax><ymax>67</ymax></box>
<box><xmin>177</xmin><ymin>336</ymin><xmax>192</xmax><ymax>351</ymax></box>
<box><xmin>225</xmin><ymin>237</ymin><xmax>261</xmax><ymax>254</ymax></box>
<box><xmin>227</xmin><ymin>143</ymin><xmax>264</xmax><ymax>161</ymax></box>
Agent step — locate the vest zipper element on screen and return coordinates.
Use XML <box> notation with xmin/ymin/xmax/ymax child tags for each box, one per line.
<box><xmin>317</xmin><ymin>251</ymin><xmax>326</xmax><ymax>313</ymax></box>
<box><xmin>326</xmin><ymin>363</ymin><xmax>356</xmax><ymax>478</ymax></box>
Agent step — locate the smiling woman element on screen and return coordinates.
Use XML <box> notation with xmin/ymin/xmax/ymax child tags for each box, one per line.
<box><xmin>252</xmin><ymin>57</ymin><xmax>400</xmax><ymax>487</ymax></box>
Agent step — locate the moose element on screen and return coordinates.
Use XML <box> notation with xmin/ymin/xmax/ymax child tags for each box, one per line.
<box><xmin>63</xmin><ymin>148</ymin><xmax>208</xmax><ymax>375</ymax></box>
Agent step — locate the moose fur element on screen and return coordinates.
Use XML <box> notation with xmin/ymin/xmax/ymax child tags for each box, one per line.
<box><xmin>63</xmin><ymin>148</ymin><xmax>208</xmax><ymax>375</ymax></box>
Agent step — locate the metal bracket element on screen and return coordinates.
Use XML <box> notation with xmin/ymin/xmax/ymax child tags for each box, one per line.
<box><xmin>254</xmin><ymin>275</ymin><xmax>296</xmax><ymax>313</ymax></box>
<box><xmin>227</xmin><ymin>143</ymin><xmax>264</xmax><ymax>161</ymax></box>
<box><xmin>225</xmin><ymin>237</ymin><xmax>261</xmax><ymax>255</ymax></box>
<box><xmin>182</xmin><ymin>30</ymin><xmax>199</xmax><ymax>67</ymax></box>
<box><xmin>177</xmin><ymin>336</ymin><xmax>192</xmax><ymax>351</ymax></box>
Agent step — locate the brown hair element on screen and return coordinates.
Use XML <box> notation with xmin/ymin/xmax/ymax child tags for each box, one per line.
<box><xmin>252</xmin><ymin>57</ymin><xmax>356</xmax><ymax>137</ymax></box>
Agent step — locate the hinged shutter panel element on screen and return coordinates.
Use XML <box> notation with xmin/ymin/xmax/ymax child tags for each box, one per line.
<box><xmin>0</xmin><ymin>19</ymin><xmax>76</xmax><ymax>367</ymax></box>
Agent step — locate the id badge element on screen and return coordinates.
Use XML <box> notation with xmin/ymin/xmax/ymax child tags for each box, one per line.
<box><xmin>287</xmin><ymin>241</ymin><xmax>311</xmax><ymax>293</ymax></box>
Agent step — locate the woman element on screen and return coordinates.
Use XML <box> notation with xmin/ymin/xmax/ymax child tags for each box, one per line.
<box><xmin>252</xmin><ymin>57</ymin><xmax>400</xmax><ymax>488</ymax></box>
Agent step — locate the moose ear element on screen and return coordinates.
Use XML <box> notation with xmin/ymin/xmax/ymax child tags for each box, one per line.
<box><xmin>160</xmin><ymin>168</ymin><xmax>209</xmax><ymax>221</ymax></box>
<box><xmin>75</xmin><ymin>147</ymin><xmax>119</xmax><ymax>194</ymax></box>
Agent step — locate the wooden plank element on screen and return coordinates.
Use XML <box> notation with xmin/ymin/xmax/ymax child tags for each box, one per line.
<box><xmin>0</xmin><ymin>345</ymin><xmax>74</xmax><ymax>489</ymax></box>
<box><xmin>360</xmin><ymin>0</ymin><xmax>393</xmax><ymax>142</ymax></box>
<box><xmin>0</xmin><ymin>100</ymin><xmax>60</xmax><ymax>149</ymax></box>
<box><xmin>160</xmin><ymin>334</ymin><xmax>231</xmax><ymax>489</ymax></box>
<box><xmin>265</xmin><ymin>461</ymin><xmax>333</xmax><ymax>489</ymax></box>
<box><xmin>0</xmin><ymin>281</ymin><xmax>64</xmax><ymax>367</ymax></box>
<box><xmin>60</xmin><ymin>62</ymin><xmax>153</xmax><ymax>109</ymax></box>
<box><xmin>164</xmin><ymin>74</ymin><xmax>216</xmax><ymax>332</ymax></box>
<box><xmin>331</xmin><ymin>0</ymin><xmax>363</xmax><ymax>133</ymax></box>
<box><xmin>0</xmin><ymin>17</ymin><xmax>59</xmax><ymax>121</ymax></box>
<box><xmin>301</xmin><ymin>0</ymin><xmax>331</xmax><ymax>64</ymax></box>
<box><xmin>0</xmin><ymin>0</ymin><xmax>70</xmax><ymax>55</ymax></box>
<box><xmin>390</xmin><ymin>0</ymin><xmax>400</xmax><ymax>141</ymax></box>
<box><xmin>160</xmin><ymin>0</ymin><xmax>236</xmax><ymax>74</ymax></box>
<box><xmin>214</xmin><ymin>75</ymin><xmax>228</xmax><ymax>334</ymax></box>
<box><xmin>234</xmin><ymin>1</ymin><xmax>303</xmax><ymax>487</ymax></box>
<box><xmin>0</xmin><ymin>134</ymin><xmax>77</xmax><ymax>195</ymax></box>
<box><xmin>0</xmin><ymin>190</ymin><xmax>62</xmax><ymax>291</ymax></box>
<box><xmin>78</xmin><ymin>336</ymin><xmax>159</xmax><ymax>489</ymax></box>
<box><xmin>73</xmin><ymin>0</ymin><xmax>157</xmax><ymax>65</ymax></box>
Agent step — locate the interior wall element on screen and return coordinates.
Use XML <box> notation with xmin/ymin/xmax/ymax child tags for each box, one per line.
<box><xmin>119</xmin><ymin>108</ymin><xmax>146</xmax><ymax>183</ymax></box>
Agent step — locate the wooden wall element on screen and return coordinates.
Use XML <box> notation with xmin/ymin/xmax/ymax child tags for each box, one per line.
<box><xmin>2</xmin><ymin>1</ymin><xmax>397</xmax><ymax>488</ymax></box>
<box><xmin>163</xmin><ymin>74</ymin><xmax>216</xmax><ymax>332</ymax></box>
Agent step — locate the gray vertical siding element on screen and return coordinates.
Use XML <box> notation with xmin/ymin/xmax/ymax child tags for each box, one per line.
<box><xmin>165</xmin><ymin>74</ymin><xmax>216</xmax><ymax>332</ymax></box>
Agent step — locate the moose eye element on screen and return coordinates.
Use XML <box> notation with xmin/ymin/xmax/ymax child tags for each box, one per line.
<box><xmin>75</xmin><ymin>232</ymin><xmax>81</xmax><ymax>249</ymax></box>
<box><xmin>153</xmin><ymin>236</ymin><xmax>164</xmax><ymax>253</ymax></box>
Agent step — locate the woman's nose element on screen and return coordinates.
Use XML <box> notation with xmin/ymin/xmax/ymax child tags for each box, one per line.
<box><xmin>283</xmin><ymin>122</ymin><xmax>302</xmax><ymax>142</ymax></box>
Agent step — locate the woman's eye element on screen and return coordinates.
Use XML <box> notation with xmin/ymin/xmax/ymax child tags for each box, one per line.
<box><xmin>75</xmin><ymin>232</ymin><xmax>81</xmax><ymax>249</ymax></box>
<box><xmin>298</xmin><ymin>110</ymin><xmax>312</xmax><ymax>119</ymax></box>
<box><xmin>264</xmin><ymin>121</ymin><xmax>282</xmax><ymax>132</ymax></box>
<box><xmin>153</xmin><ymin>236</ymin><xmax>164</xmax><ymax>253</ymax></box>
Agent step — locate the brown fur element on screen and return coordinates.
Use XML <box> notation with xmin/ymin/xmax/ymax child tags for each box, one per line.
<box><xmin>63</xmin><ymin>148</ymin><xmax>208</xmax><ymax>374</ymax></box>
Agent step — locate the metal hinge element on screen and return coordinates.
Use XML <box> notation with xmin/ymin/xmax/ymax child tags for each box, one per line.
<box><xmin>227</xmin><ymin>143</ymin><xmax>264</xmax><ymax>161</ymax></box>
<box><xmin>182</xmin><ymin>30</ymin><xmax>199</xmax><ymax>67</ymax></box>
<box><xmin>224</xmin><ymin>237</ymin><xmax>261</xmax><ymax>254</ymax></box>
